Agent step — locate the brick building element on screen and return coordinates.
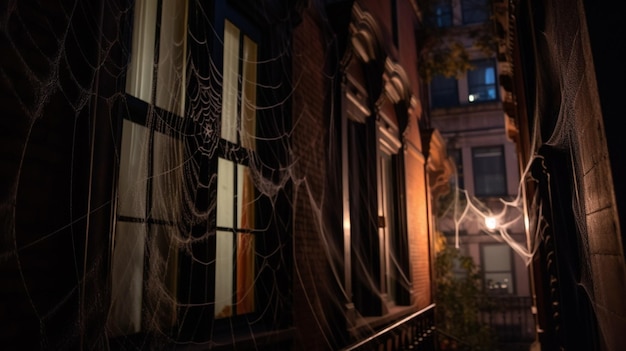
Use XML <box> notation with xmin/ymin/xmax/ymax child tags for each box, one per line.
<box><xmin>1</xmin><ymin>0</ymin><xmax>451</xmax><ymax>350</ymax></box>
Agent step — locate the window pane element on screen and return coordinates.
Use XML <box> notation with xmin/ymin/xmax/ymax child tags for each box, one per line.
<box><xmin>217</xmin><ymin>158</ymin><xmax>234</xmax><ymax>228</ymax></box>
<box><xmin>483</xmin><ymin>244</ymin><xmax>511</xmax><ymax>271</ymax></box>
<box><xmin>431</xmin><ymin>75</ymin><xmax>458</xmax><ymax>108</ymax></box>
<box><xmin>240</xmin><ymin>35</ymin><xmax>257</xmax><ymax>150</ymax></box>
<box><xmin>380</xmin><ymin>152</ymin><xmax>396</xmax><ymax>298</ymax></box>
<box><xmin>118</xmin><ymin>120</ymin><xmax>148</xmax><ymax>218</ymax></box>
<box><xmin>108</xmin><ymin>222</ymin><xmax>147</xmax><ymax>336</ymax></box>
<box><xmin>473</xmin><ymin>146</ymin><xmax>506</xmax><ymax>196</ymax></box>
<box><xmin>462</xmin><ymin>0</ymin><xmax>490</xmax><ymax>24</ymax></box>
<box><xmin>483</xmin><ymin>244</ymin><xmax>513</xmax><ymax>294</ymax></box>
<box><xmin>155</xmin><ymin>0</ymin><xmax>188</xmax><ymax>116</ymax></box>
<box><xmin>125</xmin><ymin>0</ymin><xmax>157</xmax><ymax>102</ymax></box>
<box><xmin>468</xmin><ymin>60</ymin><xmax>497</xmax><ymax>103</ymax></box>
<box><xmin>237</xmin><ymin>164</ymin><xmax>255</xmax><ymax>230</ymax></box>
<box><xmin>221</xmin><ymin>20</ymin><xmax>239</xmax><ymax>143</ymax></box>
<box><xmin>152</xmin><ymin>132</ymin><xmax>184</xmax><ymax>221</ymax></box>
<box><xmin>215</xmin><ymin>230</ymin><xmax>234</xmax><ymax>318</ymax></box>
<box><xmin>148</xmin><ymin>224</ymin><xmax>178</xmax><ymax>326</ymax></box>
<box><xmin>485</xmin><ymin>272</ymin><xmax>513</xmax><ymax>293</ymax></box>
<box><xmin>433</xmin><ymin>0</ymin><xmax>453</xmax><ymax>27</ymax></box>
<box><xmin>236</xmin><ymin>233</ymin><xmax>255</xmax><ymax>314</ymax></box>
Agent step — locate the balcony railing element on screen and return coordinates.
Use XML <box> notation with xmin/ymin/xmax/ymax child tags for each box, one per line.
<box><xmin>342</xmin><ymin>304</ymin><xmax>436</xmax><ymax>351</ymax></box>
<box><xmin>480</xmin><ymin>295</ymin><xmax>535</xmax><ymax>345</ymax></box>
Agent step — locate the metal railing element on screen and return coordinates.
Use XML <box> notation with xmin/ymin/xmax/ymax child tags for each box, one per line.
<box><xmin>480</xmin><ymin>295</ymin><xmax>535</xmax><ymax>344</ymax></box>
<box><xmin>342</xmin><ymin>304</ymin><xmax>436</xmax><ymax>351</ymax></box>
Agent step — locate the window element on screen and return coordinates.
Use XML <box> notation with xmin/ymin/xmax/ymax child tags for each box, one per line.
<box><xmin>377</xmin><ymin>123</ymin><xmax>402</xmax><ymax>305</ymax></box>
<box><xmin>430</xmin><ymin>74</ymin><xmax>458</xmax><ymax>108</ymax></box>
<box><xmin>109</xmin><ymin>0</ymin><xmax>188</xmax><ymax>337</ymax></box>
<box><xmin>432</xmin><ymin>0</ymin><xmax>453</xmax><ymax>28</ymax></box>
<box><xmin>467</xmin><ymin>59</ymin><xmax>497</xmax><ymax>103</ymax></box>
<box><xmin>110</xmin><ymin>0</ymin><xmax>262</xmax><ymax>335</ymax></box>
<box><xmin>472</xmin><ymin>145</ymin><xmax>506</xmax><ymax>197</ymax></box>
<box><xmin>461</xmin><ymin>0</ymin><xmax>491</xmax><ymax>25</ymax></box>
<box><xmin>215</xmin><ymin>18</ymin><xmax>259</xmax><ymax>319</ymax></box>
<box><xmin>482</xmin><ymin>244</ymin><xmax>514</xmax><ymax>294</ymax></box>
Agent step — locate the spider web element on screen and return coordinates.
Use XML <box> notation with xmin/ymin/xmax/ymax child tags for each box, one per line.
<box><xmin>0</xmin><ymin>0</ymin><xmax>589</xmax><ymax>350</ymax></box>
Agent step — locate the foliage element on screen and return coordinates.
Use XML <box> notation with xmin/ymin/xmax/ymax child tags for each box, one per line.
<box><xmin>434</xmin><ymin>235</ymin><xmax>497</xmax><ymax>350</ymax></box>
<box><xmin>416</xmin><ymin>0</ymin><xmax>498</xmax><ymax>82</ymax></box>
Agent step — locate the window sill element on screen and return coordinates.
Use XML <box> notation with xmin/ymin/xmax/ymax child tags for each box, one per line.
<box><xmin>431</xmin><ymin>101</ymin><xmax>502</xmax><ymax>116</ymax></box>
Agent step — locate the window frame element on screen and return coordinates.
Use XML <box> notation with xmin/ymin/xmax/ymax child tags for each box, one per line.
<box><xmin>430</xmin><ymin>74</ymin><xmax>459</xmax><ymax>108</ymax></box>
<box><xmin>376</xmin><ymin>117</ymin><xmax>403</xmax><ymax>306</ymax></box>
<box><xmin>480</xmin><ymin>243</ymin><xmax>515</xmax><ymax>295</ymax></box>
<box><xmin>472</xmin><ymin>145</ymin><xmax>507</xmax><ymax>197</ymax></box>
<box><xmin>108</xmin><ymin>0</ymin><xmax>189</xmax><ymax>338</ymax></box>
<box><xmin>433</xmin><ymin>0</ymin><xmax>453</xmax><ymax>28</ymax></box>
<box><xmin>214</xmin><ymin>16</ymin><xmax>261</xmax><ymax>320</ymax></box>
<box><xmin>461</xmin><ymin>0</ymin><xmax>491</xmax><ymax>25</ymax></box>
<box><xmin>467</xmin><ymin>58</ymin><xmax>498</xmax><ymax>103</ymax></box>
<box><xmin>109</xmin><ymin>0</ymin><xmax>284</xmax><ymax>342</ymax></box>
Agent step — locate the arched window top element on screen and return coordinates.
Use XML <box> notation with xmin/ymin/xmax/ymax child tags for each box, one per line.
<box><xmin>349</xmin><ymin>4</ymin><xmax>385</xmax><ymax>65</ymax></box>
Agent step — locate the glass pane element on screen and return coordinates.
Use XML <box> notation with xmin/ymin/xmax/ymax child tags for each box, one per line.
<box><xmin>215</xmin><ymin>230</ymin><xmax>234</xmax><ymax>318</ymax></box>
<box><xmin>108</xmin><ymin>222</ymin><xmax>146</xmax><ymax>336</ymax></box>
<box><xmin>240</xmin><ymin>35</ymin><xmax>257</xmax><ymax>150</ymax></box>
<box><xmin>485</xmin><ymin>273</ymin><xmax>513</xmax><ymax>294</ymax></box>
<box><xmin>156</xmin><ymin>0</ymin><xmax>188</xmax><ymax>116</ymax></box>
<box><xmin>118</xmin><ymin>120</ymin><xmax>148</xmax><ymax>218</ymax></box>
<box><xmin>468</xmin><ymin>62</ymin><xmax>496</xmax><ymax>102</ymax></box>
<box><xmin>125</xmin><ymin>0</ymin><xmax>157</xmax><ymax>102</ymax></box>
<box><xmin>221</xmin><ymin>20</ymin><xmax>239</xmax><ymax>143</ymax></box>
<box><xmin>237</xmin><ymin>164</ymin><xmax>255</xmax><ymax>230</ymax></box>
<box><xmin>381</xmin><ymin>152</ymin><xmax>396</xmax><ymax>298</ymax></box>
<box><xmin>217</xmin><ymin>158</ymin><xmax>234</xmax><ymax>228</ymax></box>
<box><xmin>462</xmin><ymin>0</ymin><xmax>490</xmax><ymax>24</ymax></box>
<box><xmin>483</xmin><ymin>244</ymin><xmax>511</xmax><ymax>271</ymax></box>
<box><xmin>431</xmin><ymin>75</ymin><xmax>458</xmax><ymax>107</ymax></box>
<box><xmin>434</xmin><ymin>0</ymin><xmax>453</xmax><ymax>27</ymax></box>
<box><xmin>148</xmin><ymin>224</ymin><xmax>178</xmax><ymax>326</ymax></box>
<box><xmin>152</xmin><ymin>132</ymin><xmax>184</xmax><ymax>221</ymax></box>
<box><xmin>236</xmin><ymin>233</ymin><xmax>255</xmax><ymax>314</ymax></box>
<box><xmin>473</xmin><ymin>146</ymin><xmax>506</xmax><ymax>196</ymax></box>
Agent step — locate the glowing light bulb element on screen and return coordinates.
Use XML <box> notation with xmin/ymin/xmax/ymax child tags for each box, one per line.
<box><xmin>485</xmin><ymin>216</ymin><xmax>497</xmax><ymax>230</ymax></box>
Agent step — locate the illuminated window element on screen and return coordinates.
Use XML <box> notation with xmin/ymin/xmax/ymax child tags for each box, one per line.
<box><xmin>109</xmin><ymin>0</ymin><xmax>188</xmax><ymax>336</ymax></box>
<box><xmin>215</xmin><ymin>19</ymin><xmax>259</xmax><ymax>319</ymax></box>
<box><xmin>467</xmin><ymin>59</ymin><xmax>497</xmax><ymax>103</ymax></box>
<box><xmin>377</xmin><ymin>127</ymin><xmax>401</xmax><ymax>304</ymax></box>
<box><xmin>482</xmin><ymin>244</ymin><xmax>514</xmax><ymax>294</ymax></box>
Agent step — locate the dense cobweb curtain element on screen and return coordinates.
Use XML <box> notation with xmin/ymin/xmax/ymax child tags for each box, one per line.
<box><xmin>148</xmin><ymin>131</ymin><xmax>184</xmax><ymax>326</ymax></box>
<box><xmin>109</xmin><ymin>120</ymin><xmax>149</xmax><ymax>336</ymax></box>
